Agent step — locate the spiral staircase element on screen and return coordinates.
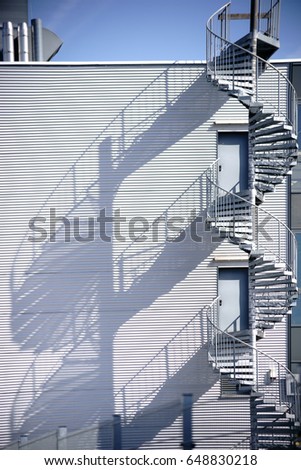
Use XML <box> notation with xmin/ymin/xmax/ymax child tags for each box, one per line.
<box><xmin>205</xmin><ymin>1</ymin><xmax>300</xmax><ymax>449</ymax></box>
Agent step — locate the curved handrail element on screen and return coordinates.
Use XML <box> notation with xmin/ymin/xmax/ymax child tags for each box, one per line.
<box><xmin>206</xmin><ymin>2</ymin><xmax>298</xmax><ymax>134</ymax></box>
<box><xmin>206</xmin><ymin>297</ymin><xmax>300</xmax><ymax>423</ymax></box>
<box><xmin>205</xmin><ymin>160</ymin><xmax>297</xmax><ymax>279</ymax></box>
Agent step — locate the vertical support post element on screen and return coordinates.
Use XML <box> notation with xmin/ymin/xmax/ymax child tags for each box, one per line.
<box><xmin>113</xmin><ymin>414</ymin><xmax>122</xmax><ymax>450</ymax></box>
<box><xmin>278</xmin><ymin>72</ymin><xmax>280</xmax><ymax>117</ymax></box>
<box><xmin>31</xmin><ymin>19</ymin><xmax>43</xmax><ymax>61</ymax></box>
<box><xmin>181</xmin><ymin>393</ymin><xmax>194</xmax><ymax>450</ymax></box>
<box><xmin>232</xmin><ymin>46</ymin><xmax>235</xmax><ymax>90</ymax></box>
<box><xmin>19</xmin><ymin>434</ymin><xmax>28</xmax><ymax>449</ymax></box>
<box><xmin>214</xmin><ymin>36</ymin><xmax>217</xmax><ymax>80</ymax></box>
<box><xmin>250</xmin><ymin>396</ymin><xmax>259</xmax><ymax>450</ymax></box>
<box><xmin>256</xmin><ymin>57</ymin><xmax>259</xmax><ymax>101</ymax></box>
<box><xmin>250</xmin><ymin>0</ymin><xmax>259</xmax><ymax>97</ymax></box>
<box><xmin>122</xmin><ymin>389</ymin><xmax>127</xmax><ymax>426</ymax></box>
<box><xmin>278</xmin><ymin>363</ymin><xmax>282</xmax><ymax>406</ymax></box>
<box><xmin>256</xmin><ymin>350</ymin><xmax>259</xmax><ymax>389</ymax></box>
<box><xmin>57</xmin><ymin>426</ymin><xmax>68</xmax><ymax>450</ymax></box>
<box><xmin>233</xmin><ymin>339</ymin><xmax>236</xmax><ymax>379</ymax></box>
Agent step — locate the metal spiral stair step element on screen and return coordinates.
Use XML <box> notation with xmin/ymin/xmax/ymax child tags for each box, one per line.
<box><xmin>257</xmin><ymin>419</ymin><xmax>294</xmax><ymax>428</ymax></box>
<box><xmin>209</xmin><ymin>214</ymin><xmax>251</xmax><ymax>222</ymax></box>
<box><xmin>253</xmin><ymin>151</ymin><xmax>297</xmax><ymax>160</ymax></box>
<box><xmin>253</xmin><ymin>123</ymin><xmax>294</xmax><ymax>138</ymax></box>
<box><xmin>255</xmin><ymin>132</ymin><xmax>298</xmax><ymax>145</ymax></box>
<box><xmin>249</xmin><ymin>111</ymin><xmax>272</xmax><ymax>125</ymax></box>
<box><xmin>255</xmin><ymin>301</ymin><xmax>294</xmax><ymax>308</ymax></box>
<box><xmin>252</xmin><ymin>278</ymin><xmax>295</xmax><ymax>287</ymax></box>
<box><xmin>255</xmin><ymin>158</ymin><xmax>297</xmax><ymax>168</ymax></box>
<box><xmin>214</xmin><ymin>342</ymin><xmax>252</xmax><ymax>352</ymax></box>
<box><xmin>249</xmin><ymin>255</ymin><xmax>276</xmax><ymax>266</ymax></box>
<box><xmin>256</xmin><ymin>410</ymin><xmax>293</xmax><ymax>419</ymax></box>
<box><xmin>214</xmin><ymin>207</ymin><xmax>251</xmax><ymax>216</ymax></box>
<box><xmin>213</xmin><ymin>72</ymin><xmax>253</xmax><ymax>82</ymax></box>
<box><xmin>256</xmin><ymin>315</ymin><xmax>286</xmax><ymax>323</ymax></box>
<box><xmin>254</xmin><ymin>294</ymin><xmax>298</xmax><ymax>303</ymax></box>
<box><xmin>220</xmin><ymin>232</ymin><xmax>253</xmax><ymax>242</ymax></box>
<box><xmin>254</xmin><ymin>141</ymin><xmax>298</xmax><ymax>152</ymax></box>
<box><xmin>250</xmin><ymin>262</ymin><xmax>286</xmax><ymax>273</ymax></box>
<box><xmin>254</xmin><ymin>285</ymin><xmax>297</xmax><ymax>294</ymax></box>
<box><xmin>256</xmin><ymin>308</ymin><xmax>292</xmax><ymax>315</ymax></box>
<box><xmin>254</xmin><ymin>294</ymin><xmax>296</xmax><ymax>302</ymax></box>
<box><xmin>254</xmin><ymin>168</ymin><xmax>292</xmax><ymax>177</ymax></box>
<box><xmin>214</xmin><ymin>222</ymin><xmax>252</xmax><ymax>231</ymax></box>
<box><xmin>255</xmin><ymin>174</ymin><xmax>284</xmax><ymax>185</ymax></box>
<box><xmin>211</xmin><ymin>78</ymin><xmax>253</xmax><ymax>91</ymax></box>
<box><xmin>255</xmin><ymin>182</ymin><xmax>277</xmax><ymax>192</ymax></box>
<box><xmin>251</xmin><ymin>268</ymin><xmax>294</xmax><ymax>279</ymax></box>
<box><xmin>249</xmin><ymin>116</ymin><xmax>286</xmax><ymax>131</ymax></box>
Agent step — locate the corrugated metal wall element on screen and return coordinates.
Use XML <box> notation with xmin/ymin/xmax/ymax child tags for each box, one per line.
<box><xmin>0</xmin><ymin>61</ymin><xmax>287</xmax><ymax>449</ymax></box>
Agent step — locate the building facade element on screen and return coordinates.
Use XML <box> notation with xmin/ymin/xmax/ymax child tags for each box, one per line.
<box><xmin>0</xmin><ymin>1</ymin><xmax>300</xmax><ymax>449</ymax></box>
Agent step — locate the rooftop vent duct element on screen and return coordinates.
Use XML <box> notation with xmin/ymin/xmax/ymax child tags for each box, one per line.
<box><xmin>18</xmin><ymin>22</ymin><xmax>29</xmax><ymax>62</ymax></box>
<box><xmin>31</xmin><ymin>18</ymin><xmax>43</xmax><ymax>61</ymax></box>
<box><xmin>2</xmin><ymin>21</ymin><xmax>14</xmax><ymax>61</ymax></box>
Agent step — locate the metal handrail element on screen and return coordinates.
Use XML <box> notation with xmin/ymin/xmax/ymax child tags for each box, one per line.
<box><xmin>206</xmin><ymin>296</ymin><xmax>300</xmax><ymax>423</ymax></box>
<box><xmin>205</xmin><ymin>160</ymin><xmax>297</xmax><ymax>280</ymax></box>
<box><xmin>206</xmin><ymin>2</ymin><xmax>298</xmax><ymax>134</ymax></box>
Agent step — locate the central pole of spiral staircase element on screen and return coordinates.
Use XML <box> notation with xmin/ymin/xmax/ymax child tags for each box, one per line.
<box><xmin>249</xmin><ymin>0</ymin><xmax>259</xmax><ymax>391</ymax></box>
<box><xmin>250</xmin><ymin>0</ymin><xmax>259</xmax><ymax>100</ymax></box>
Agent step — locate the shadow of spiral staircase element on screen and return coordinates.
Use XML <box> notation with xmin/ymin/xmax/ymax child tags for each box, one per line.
<box><xmin>8</xmin><ymin>0</ymin><xmax>301</xmax><ymax>451</ymax></box>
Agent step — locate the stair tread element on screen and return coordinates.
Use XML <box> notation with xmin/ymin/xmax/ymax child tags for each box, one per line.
<box><xmin>253</xmin><ymin>123</ymin><xmax>293</xmax><ymax>137</ymax></box>
<box><xmin>255</xmin><ymin>132</ymin><xmax>297</xmax><ymax>145</ymax></box>
<box><xmin>254</xmin><ymin>142</ymin><xmax>298</xmax><ymax>152</ymax></box>
<box><xmin>250</xmin><ymin>115</ymin><xmax>286</xmax><ymax>130</ymax></box>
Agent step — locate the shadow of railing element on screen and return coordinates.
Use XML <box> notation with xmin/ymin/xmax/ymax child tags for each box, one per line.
<box><xmin>115</xmin><ymin>307</ymin><xmax>208</xmax><ymax>422</ymax></box>
<box><xmin>11</xmin><ymin>65</ymin><xmax>207</xmax><ymax>295</ymax></box>
<box><xmin>9</xmin><ymin>64</ymin><xmax>228</xmax><ymax>446</ymax></box>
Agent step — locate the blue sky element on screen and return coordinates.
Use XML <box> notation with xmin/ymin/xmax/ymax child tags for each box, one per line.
<box><xmin>28</xmin><ymin>0</ymin><xmax>301</xmax><ymax>62</ymax></box>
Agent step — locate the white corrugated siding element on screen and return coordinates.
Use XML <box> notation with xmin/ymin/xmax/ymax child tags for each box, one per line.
<box><xmin>0</xmin><ymin>61</ymin><xmax>261</xmax><ymax>449</ymax></box>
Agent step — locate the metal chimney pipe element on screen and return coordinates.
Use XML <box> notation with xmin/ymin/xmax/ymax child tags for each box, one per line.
<box><xmin>18</xmin><ymin>22</ymin><xmax>29</xmax><ymax>62</ymax></box>
<box><xmin>2</xmin><ymin>22</ymin><xmax>14</xmax><ymax>62</ymax></box>
<box><xmin>31</xmin><ymin>18</ymin><xmax>43</xmax><ymax>61</ymax></box>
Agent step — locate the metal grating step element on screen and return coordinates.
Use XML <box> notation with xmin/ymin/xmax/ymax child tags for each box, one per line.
<box><xmin>250</xmin><ymin>116</ymin><xmax>286</xmax><ymax>131</ymax></box>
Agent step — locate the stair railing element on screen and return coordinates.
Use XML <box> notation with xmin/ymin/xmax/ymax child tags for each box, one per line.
<box><xmin>206</xmin><ymin>297</ymin><xmax>301</xmax><ymax>424</ymax></box>
<box><xmin>207</xmin><ymin>2</ymin><xmax>298</xmax><ymax>134</ymax></box>
<box><xmin>206</xmin><ymin>160</ymin><xmax>297</xmax><ymax>280</ymax></box>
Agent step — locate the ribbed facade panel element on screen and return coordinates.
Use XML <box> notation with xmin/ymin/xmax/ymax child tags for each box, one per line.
<box><xmin>0</xmin><ymin>61</ymin><xmax>288</xmax><ymax>449</ymax></box>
